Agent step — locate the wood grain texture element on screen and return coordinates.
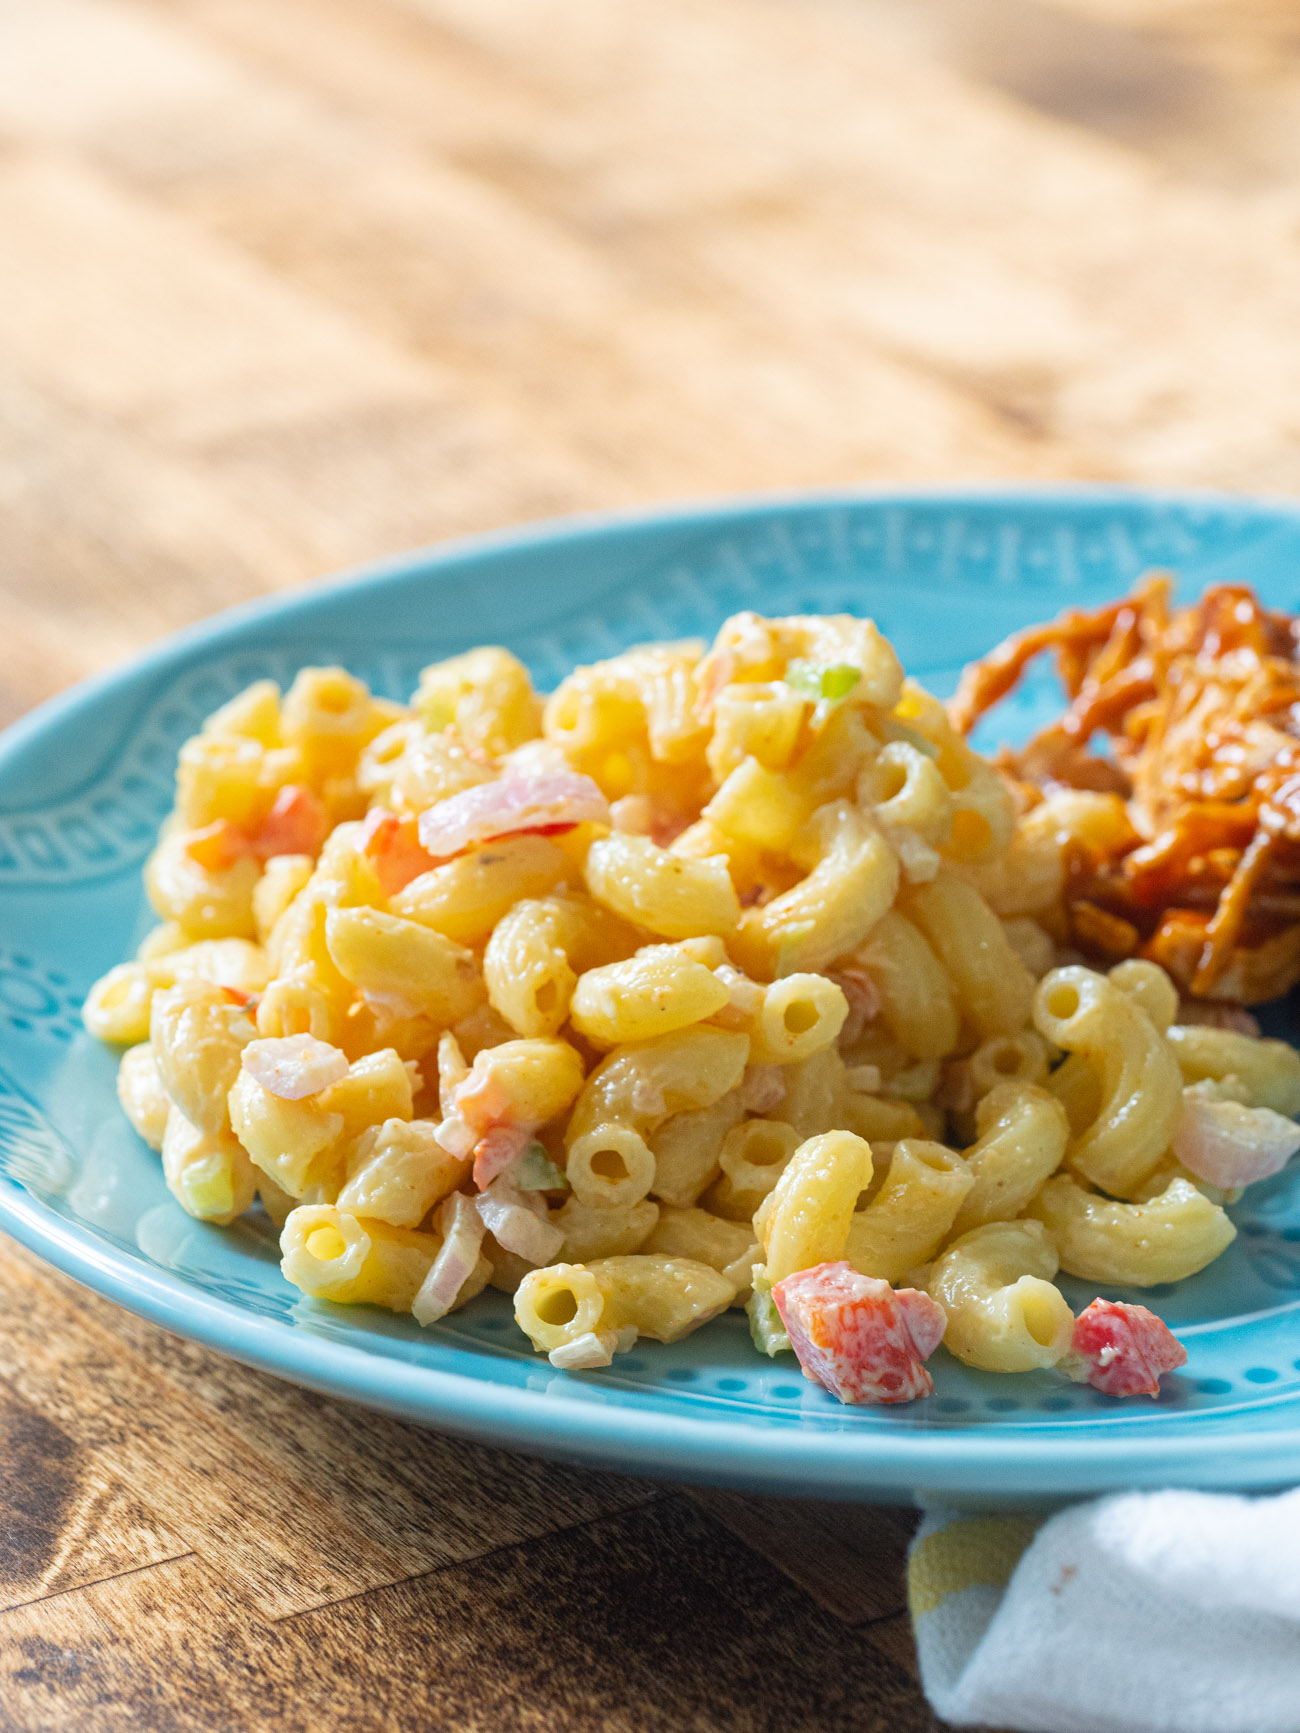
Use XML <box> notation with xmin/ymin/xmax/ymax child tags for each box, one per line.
<box><xmin>0</xmin><ymin>1249</ymin><xmax>657</xmax><ymax>1620</ymax></box>
<box><xmin>685</xmin><ymin>1486</ymin><xmax>918</xmax><ymax>1626</ymax></box>
<box><xmin>0</xmin><ymin>1502</ymin><xmax>939</xmax><ymax>1733</ymax></box>
<box><xmin>0</xmin><ymin>0</ymin><xmax>1294</xmax><ymax>1725</ymax></box>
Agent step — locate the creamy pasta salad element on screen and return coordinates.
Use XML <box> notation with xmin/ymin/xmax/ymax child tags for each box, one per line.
<box><xmin>84</xmin><ymin>607</ymin><xmax>1300</xmax><ymax>1405</ymax></box>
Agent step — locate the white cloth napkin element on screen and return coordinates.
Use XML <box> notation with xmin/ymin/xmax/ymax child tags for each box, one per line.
<box><xmin>910</xmin><ymin>1489</ymin><xmax>1300</xmax><ymax>1733</ymax></box>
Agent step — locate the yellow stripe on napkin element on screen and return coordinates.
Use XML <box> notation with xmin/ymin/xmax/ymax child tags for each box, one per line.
<box><xmin>909</xmin><ymin>1515</ymin><xmax>1042</xmax><ymax>1616</ymax></box>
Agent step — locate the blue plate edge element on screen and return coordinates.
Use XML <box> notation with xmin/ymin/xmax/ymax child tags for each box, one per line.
<box><xmin>3</xmin><ymin>479</ymin><xmax>1296</xmax><ymax>794</ymax></box>
<box><xmin>4</xmin><ymin>481</ymin><xmax>1300</xmax><ymax>1498</ymax></box>
<box><xmin>4</xmin><ymin>1170</ymin><xmax>1296</xmax><ymax>1500</ymax></box>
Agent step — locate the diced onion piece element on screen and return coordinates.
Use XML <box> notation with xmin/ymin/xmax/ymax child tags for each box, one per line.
<box><xmin>360</xmin><ymin>986</ymin><xmax>424</xmax><ymax>1024</ymax></box>
<box><xmin>434</xmin><ymin>1113</ymin><xmax>478</xmax><ymax>1160</ymax></box>
<box><xmin>418</xmin><ymin>772</ymin><xmax>609</xmax><ymax>858</ymax></box>
<box><xmin>1173</xmin><ymin>1089</ymin><xmax>1300</xmax><ymax>1188</ymax></box>
<box><xmin>1061</xmin><ymin>1298</ymin><xmax>1186</xmax><ymax>1398</ymax></box>
<box><xmin>548</xmin><ymin>1330</ymin><xmax>620</xmax><ymax>1370</ymax></box>
<box><xmin>437</xmin><ymin>1031</ymin><xmax>470</xmax><ymax>1113</ymax></box>
<box><xmin>741</xmin><ymin>1065</ymin><xmax>786</xmax><ymax>1113</ymax></box>
<box><xmin>242</xmin><ymin>1034</ymin><xmax>349</xmax><ymax>1101</ymax></box>
<box><xmin>610</xmin><ymin>795</ymin><xmax>654</xmax><ymax>835</ymax></box>
<box><xmin>772</xmin><ymin>1261</ymin><xmax>946</xmax><ymax>1405</ymax></box>
<box><xmin>452</xmin><ymin>1069</ymin><xmax>513</xmax><ymax>1136</ymax></box>
<box><xmin>412</xmin><ymin>1193</ymin><xmax>486</xmax><ymax>1326</ymax></box>
<box><xmin>475</xmin><ymin>1179</ymin><xmax>564</xmax><ymax>1265</ymax></box>
<box><xmin>472</xmin><ymin>1123</ymin><xmax>533</xmax><ymax>1191</ymax></box>
<box><xmin>825</xmin><ymin>967</ymin><xmax>880</xmax><ymax>1045</ymax></box>
<box><xmin>717</xmin><ymin>964</ymin><xmax>764</xmax><ymax>1020</ymax></box>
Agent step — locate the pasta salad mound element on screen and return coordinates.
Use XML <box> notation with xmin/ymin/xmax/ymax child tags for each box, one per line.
<box><xmin>84</xmin><ymin>607</ymin><xmax>1300</xmax><ymax>1406</ymax></box>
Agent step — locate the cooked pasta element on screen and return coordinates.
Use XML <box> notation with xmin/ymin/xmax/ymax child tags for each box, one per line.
<box><xmin>85</xmin><ymin>602</ymin><xmax>1300</xmax><ymax>1408</ymax></box>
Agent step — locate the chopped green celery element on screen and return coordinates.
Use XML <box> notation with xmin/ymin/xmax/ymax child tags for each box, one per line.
<box><xmin>819</xmin><ymin>663</ymin><xmax>862</xmax><ymax>702</ymax></box>
<box><xmin>784</xmin><ymin>660</ymin><xmax>862</xmax><ymax>705</ymax></box>
<box><xmin>747</xmin><ymin>1270</ymin><xmax>791</xmax><ymax>1357</ymax></box>
<box><xmin>514</xmin><ymin>1142</ymin><xmax>569</xmax><ymax>1191</ymax></box>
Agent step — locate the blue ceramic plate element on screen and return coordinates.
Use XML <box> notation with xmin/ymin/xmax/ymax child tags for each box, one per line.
<box><xmin>4</xmin><ymin>486</ymin><xmax>1300</xmax><ymax>1503</ymax></box>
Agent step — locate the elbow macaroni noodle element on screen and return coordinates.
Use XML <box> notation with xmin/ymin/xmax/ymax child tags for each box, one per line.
<box><xmin>928</xmin><ymin>1219</ymin><xmax>1076</xmax><ymax>1374</ymax></box>
<box><xmin>84</xmin><ymin>609</ymin><xmax>1300</xmax><ymax>1402</ymax></box>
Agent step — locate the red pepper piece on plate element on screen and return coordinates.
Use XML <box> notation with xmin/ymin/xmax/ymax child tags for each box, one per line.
<box><xmin>1064</xmin><ymin>1298</ymin><xmax>1187</xmax><ymax>1398</ymax></box>
<box><xmin>771</xmin><ymin>1260</ymin><xmax>947</xmax><ymax>1405</ymax></box>
<box><xmin>253</xmin><ymin>785</ymin><xmax>328</xmax><ymax>860</ymax></box>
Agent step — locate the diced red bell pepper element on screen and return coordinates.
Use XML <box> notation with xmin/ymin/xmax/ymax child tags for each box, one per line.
<box><xmin>771</xmin><ymin>1261</ymin><xmax>947</xmax><ymax>1406</ymax></box>
<box><xmin>361</xmin><ymin>809</ymin><xmax>438</xmax><ymax>895</ymax></box>
<box><xmin>1065</xmin><ymin>1298</ymin><xmax>1187</xmax><ymax>1398</ymax></box>
<box><xmin>253</xmin><ymin>785</ymin><xmax>328</xmax><ymax>860</ymax></box>
<box><xmin>184</xmin><ymin>819</ymin><xmax>253</xmax><ymax>873</ymax></box>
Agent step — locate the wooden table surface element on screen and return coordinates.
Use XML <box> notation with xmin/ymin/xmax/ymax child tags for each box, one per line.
<box><xmin>3</xmin><ymin>1</ymin><xmax>1299</xmax><ymax>1726</ymax></box>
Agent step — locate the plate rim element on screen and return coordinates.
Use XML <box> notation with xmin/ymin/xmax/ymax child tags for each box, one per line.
<box><xmin>6</xmin><ymin>1167</ymin><xmax>1298</xmax><ymax>1498</ymax></box>
<box><xmin>5</xmin><ymin>480</ymin><xmax>1300</xmax><ymax>1498</ymax></box>
<box><xmin>7</xmin><ymin>477</ymin><xmax>1299</xmax><ymax>773</ymax></box>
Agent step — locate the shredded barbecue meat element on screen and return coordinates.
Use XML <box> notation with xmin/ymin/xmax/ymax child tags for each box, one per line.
<box><xmin>950</xmin><ymin>575</ymin><xmax>1300</xmax><ymax>1003</ymax></box>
